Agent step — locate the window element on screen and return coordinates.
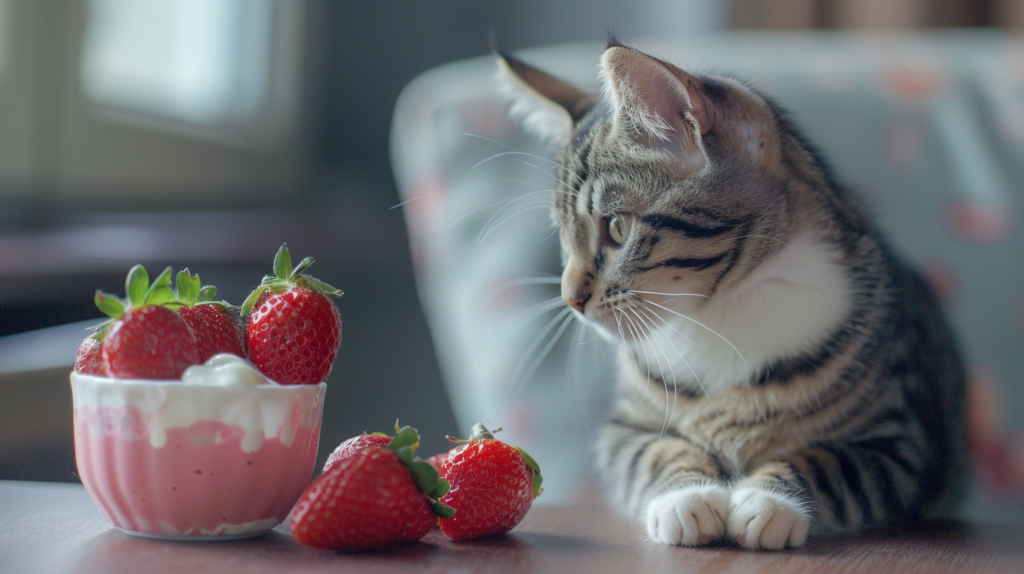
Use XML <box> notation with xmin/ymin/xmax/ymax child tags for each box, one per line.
<box><xmin>80</xmin><ymin>0</ymin><xmax>276</xmax><ymax>129</ymax></box>
<box><xmin>0</xmin><ymin>0</ymin><xmax>11</xmax><ymax>81</ymax></box>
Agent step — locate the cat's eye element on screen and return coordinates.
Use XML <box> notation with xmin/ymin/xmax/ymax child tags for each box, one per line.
<box><xmin>606</xmin><ymin>214</ymin><xmax>632</xmax><ymax>246</ymax></box>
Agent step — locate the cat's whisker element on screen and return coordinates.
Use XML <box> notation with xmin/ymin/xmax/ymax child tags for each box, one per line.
<box><xmin>497</xmin><ymin>296</ymin><xmax>565</xmax><ymax>340</ymax></box>
<box><xmin>625</xmin><ymin>290</ymin><xmax>710</xmax><ymax>299</ymax></box>
<box><xmin>471</xmin><ymin>151</ymin><xmax>532</xmax><ymax>170</ymax></box>
<box><xmin>388</xmin><ymin>196</ymin><xmax>425</xmax><ymax>210</ymax></box>
<box><xmin>636</xmin><ymin>303</ymin><xmax>729</xmax><ymax>446</ymax></box>
<box><xmin>473</xmin><ymin>188</ymin><xmax>555</xmax><ymax>236</ymax></box>
<box><xmin>459</xmin><ymin>134</ymin><xmax>586</xmax><ymax>192</ymax></box>
<box><xmin>641</xmin><ymin>299</ymin><xmax>748</xmax><ymax>368</ymax></box>
<box><xmin>621</xmin><ymin>306</ymin><xmax>670</xmax><ymax>436</ymax></box>
<box><xmin>634</xmin><ymin>306</ymin><xmax>682</xmax><ymax>430</ymax></box>
<box><xmin>618</xmin><ymin>308</ymin><xmax>653</xmax><ymax>406</ymax></box>
<box><xmin>477</xmin><ymin>201</ymin><xmax>553</xmax><ymax>245</ymax></box>
<box><xmin>639</xmin><ymin>301</ymin><xmax>739</xmax><ymax>454</ymax></box>
<box><xmin>432</xmin><ymin>183</ymin><xmax>552</xmax><ymax>232</ymax></box>
<box><xmin>460</xmin><ymin>132</ymin><xmax>579</xmax><ymax>178</ymax></box>
<box><xmin>508</xmin><ymin>306</ymin><xmax>574</xmax><ymax>404</ymax></box>
<box><xmin>628</xmin><ymin>297</ymin><xmax>694</xmax><ymax>345</ymax></box>
<box><xmin>521</xmin><ymin>161</ymin><xmax>582</xmax><ymax>190</ymax></box>
<box><xmin>566</xmin><ymin>320</ymin><xmax>585</xmax><ymax>435</ymax></box>
<box><xmin>613</xmin><ymin>306</ymin><xmax>647</xmax><ymax>401</ymax></box>
<box><xmin>517</xmin><ymin>310</ymin><xmax>576</xmax><ymax>399</ymax></box>
<box><xmin>631</xmin><ymin>307</ymin><xmax>680</xmax><ymax>438</ymax></box>
<box><xmin>493</xmin><ymin>276</ymin><xmax>562</xmax><ymax>294</ymax></box>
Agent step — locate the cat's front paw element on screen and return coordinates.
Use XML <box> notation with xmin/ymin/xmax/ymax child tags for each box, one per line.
<box><xmin>726</xmin><ymin>487</ymin><xmax>810</xmax><ymax>550</ymax></box>
<box><xmin>645</xmin><ymin>485</ymin><xmax>730</xmax><ymax>546</ymax></box>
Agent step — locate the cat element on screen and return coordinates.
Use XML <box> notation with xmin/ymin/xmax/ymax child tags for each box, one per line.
<box><xmin>496</xmin><ymin>40</ymin><xmax>968</xmax><ymax>550</ymax></box>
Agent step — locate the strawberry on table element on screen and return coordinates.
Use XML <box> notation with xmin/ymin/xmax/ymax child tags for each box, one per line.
<box><xmin>173</xmin><ymin>269</ymin><xmax>247</xmax><ymax>362</ymax></box>
<box><xmin>438</xmin><ymin>423</ymin><xmax>543</xmax><ymax>541</ymax></box>
<box><xmin>94</xmin><ymin>265</ymin><xmax>199</xmax><ymax>380</ymax></box>
<box><xmin>323</xmin><ymin>432</ymin><xmax>392</xmax><ymax>473</ymax></box>
<box><xmin>290</xmin><ymin>426</ymin><xmax>455</xmax><ymax>550</ymax></box>
<box><xmin>241</xmin><ymin>244</ymin><xmax>343</xmax><ymax>386</ymax></box>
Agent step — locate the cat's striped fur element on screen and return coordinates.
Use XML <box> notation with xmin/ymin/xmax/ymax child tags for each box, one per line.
<box><xmin>498</xmin><ymin>42</ymin><xmax>968</xmax><ymax>549</ymax></box>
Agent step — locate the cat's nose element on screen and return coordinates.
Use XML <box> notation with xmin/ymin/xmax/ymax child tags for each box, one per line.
<box><xmin>561</xmin><ymin>257</ymin><xmax>593</xmax><ymax>313</ymax></box>
<box><xmin>564</xmin><ymin>291</ymin><xmax>591</xmax><ymax>313</ymax></box>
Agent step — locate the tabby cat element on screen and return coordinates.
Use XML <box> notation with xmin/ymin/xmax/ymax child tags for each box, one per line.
<box><xmin>497</xmin><ymin>41</ymin><xmax>968</xmax><ymax>550</ymax></box>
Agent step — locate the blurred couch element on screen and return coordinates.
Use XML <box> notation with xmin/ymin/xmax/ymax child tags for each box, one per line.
<box><xmin>391</xmin><ymin>31</ymin><xmax>1024</xmax><ymax>519</ymax></box>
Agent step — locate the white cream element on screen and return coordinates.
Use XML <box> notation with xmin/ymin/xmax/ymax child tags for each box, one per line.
<box><xmin>70</xmin><ymin>371</ymin><xmax>326</xmax><ymax>454</ymax></box>
<box><xmin>181</xmin><ymin>354</ymin><xmax>271</xmax><ymax>388</ymax></box>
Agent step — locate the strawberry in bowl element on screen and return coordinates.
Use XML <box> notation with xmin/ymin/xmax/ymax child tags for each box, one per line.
<box><xmin>242</xmin><ymin>244</ymin><xmax>343</xmax><ymax>386</ymax></box>
<box><xmin>70</xmin><ymin>258</ymin><xmax>340</xmax><ymax>540</ymax></box>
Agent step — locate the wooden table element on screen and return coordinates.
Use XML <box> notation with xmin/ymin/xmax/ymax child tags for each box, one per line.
<box><xmin>2</xmin><ymin>480</ymin><xmax>1022</xmax><ymax>574</ymax></box>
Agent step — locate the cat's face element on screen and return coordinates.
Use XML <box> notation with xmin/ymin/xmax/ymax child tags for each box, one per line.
<box><xmin>501</xmin><ymin>45</ymin><xmax>796</xmax><ymax>344</ymax></box>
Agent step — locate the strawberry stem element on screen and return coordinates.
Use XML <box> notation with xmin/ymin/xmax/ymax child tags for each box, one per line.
<box><xmin>382</xmin><ymin>424</ymin><xmax>457</xmax><ymax>518</ymax></box>
<box><xmin>241</xmin><ymin>244</ymin><xmax>343</xmax><ymax>318</ymax></box>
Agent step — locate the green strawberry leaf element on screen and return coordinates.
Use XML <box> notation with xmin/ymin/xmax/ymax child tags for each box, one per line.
<box><xmin>146</xmin><ymin>286</ymin><xmax>177</xmax><ymax>307</ymax></box>
<box><xmin>289</xmin><ymin>256</ymin><xmax>315</xmax><ymax>279</ymax></box>
<box><xmin>431</xmin><ymin>501</ymin><xmax>456</xmax><ymax>519</ymax></box>
<box><xmin>240</xmin><ymin>285</ymin><xmax>268</xmax><ymax>317</ymax></box>
<box><xmin>273</xmin><ymin>244</ymin><xmax>292</xmax><ymax>280</ymax></box>
<box><xmin>301</xmin><ymin>275</ymin><xmax>343</xmax><ymax>297</ymax></box>
<box><xmin>148</xmin><ymin>266</ymin><xmax>173</xmax><ymax>301</ymax></box>
<box><xmin>94</xmin><ymin>291</ymin><xmax>125</xmax><ymax>319</ymax></box>
<box><xmin>152</xmin><ymin>266</ymin><xmax>172</xmax><ymax>287</ymax></box>
<box><xmin>262</xmin><ymin>278</ymin><xmax>290</xmax><ymax>292</ymax></box>
<box><xmin>393</xmin><ymin>446</ymin><xmax>414</xmax><ymax>466</ymax></box>
<box><xmin>86</xmin><ymin>319</ymin><xmax>113</xmax><ymax>341</ymax></box>
<box><xmin>196</xmin><ymin>285</ymin><xmax>217</xmax><ymax>303</ymax></box>
<box><xmin>408</xmin><ymin>461</ymin><xmax>442</xmax><ymax>497</ymax></box>
<box><xmin>389</xmin><ymin>426</ymin><xmax>421</xmax><ymax>452</ymax></box>
<box><xmin>516</xmin><ymin>447</ymin><xmax>544</xmax><ymax>499</ymax></box>
<box><xmin>125</xmin><ymin>265</ymin><xmax>149</xmax><ymax>308</ymax></box>
<box><xmin>175</xmin><ymin>270</ymin><xmax>200</xmax><ymax>306</ymax></box>
<box><xmin>434</xmin><ymin>477</ymin><xmax>450</xmax><ymax>498</ymax></box>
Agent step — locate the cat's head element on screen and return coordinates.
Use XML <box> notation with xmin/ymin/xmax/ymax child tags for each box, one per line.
<box><xmin>498</xmin><ymin>43</ymin><xmax>812</xmax><ymax>343</ymax></box>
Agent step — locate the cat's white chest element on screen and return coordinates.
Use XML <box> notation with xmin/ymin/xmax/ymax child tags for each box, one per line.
<box><xmin>652</xmin><ymin>232</ymin><xmax>853</xmax><ymax>391</ymax></box>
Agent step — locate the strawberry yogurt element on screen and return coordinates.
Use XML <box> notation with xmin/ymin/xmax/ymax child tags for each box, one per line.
<box><xmin>71</xmin><ymin>355</ymin><xmax>325</xmax><ymax>540</ymax></box>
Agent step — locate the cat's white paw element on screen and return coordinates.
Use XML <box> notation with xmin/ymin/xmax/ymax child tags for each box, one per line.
<box><xmin>726</xmin><ymin>487</ymin><xmax>810</xmax><ymax>550</ymax></box>
<box><xmin>645</xmin><ymin>485</ymin><xmax>730</xmax><ymax>546</ymax></box>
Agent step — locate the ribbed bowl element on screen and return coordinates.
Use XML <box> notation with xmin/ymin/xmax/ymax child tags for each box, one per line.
<box><xmin>70</xmin><ymin>372</ymin><xmax>325</xmax><ymax>540</ymax></box>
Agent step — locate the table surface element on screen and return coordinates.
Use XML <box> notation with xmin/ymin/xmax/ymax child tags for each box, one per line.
<box><xmin>2</xmin><ymin>480</ymin><xmax>1023</xmax><ymax>574</ymax></box>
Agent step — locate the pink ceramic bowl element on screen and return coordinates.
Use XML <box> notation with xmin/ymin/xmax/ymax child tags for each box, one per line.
<box><xmin>70</xmin><ymin>372</ymin><xmax>325</xmax><ymax>540</ymax></box>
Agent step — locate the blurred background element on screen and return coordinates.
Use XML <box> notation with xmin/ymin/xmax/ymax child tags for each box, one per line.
<box><xmin>1</xmin><ymin>0</ymin><xmax>1023</xmax><ymax>509</ymax></box>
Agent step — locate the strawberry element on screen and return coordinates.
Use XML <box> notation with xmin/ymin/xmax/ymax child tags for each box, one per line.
<box><xmin>241</xmin><ymin>244</ymin><xmax>342</xmax><ymax>386</ymax></box>
<box><xmin>323</xmin><ymin>433</ymin><xmax>392</xmax><ymax>473</ymax></box>
<box><xmin>92</xmin><ymin>265</ymin><xmax>199</xmax><ymax>380</ymax></box>
<box><xmin>437</xmin><ymin>424</ymin><xmax>543</xmax><ymax>540</ymax></box>
<box><xmin>290</xmin><ymin>426</ymin><xmax>455</xmax><ymax>550</ymax></box>
<box><xmin>173</xmin><ymin>269</ymin><xmax>247</xmax><ymax>362</ymax></box>
<box><xmin>74</xmin><ymin>335</ymin><xmax>106</xmax><ymax>375</ymax></box>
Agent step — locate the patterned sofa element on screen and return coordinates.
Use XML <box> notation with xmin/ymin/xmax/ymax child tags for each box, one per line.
<box><xmin>390</xmin><ymin>32</ymin><xmax>1024</xmax><ymax>520</ymax></box>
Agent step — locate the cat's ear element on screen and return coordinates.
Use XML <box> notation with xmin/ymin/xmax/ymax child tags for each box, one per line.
<box><xmin>496</xmin><ymin>53</ymin><xmax>598</xmax><ymax>146</ymax></box>
<box><xmin>599</xmin><ymin>45</ymin><xmax>713</xmax><ymax>169</ymax></box>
